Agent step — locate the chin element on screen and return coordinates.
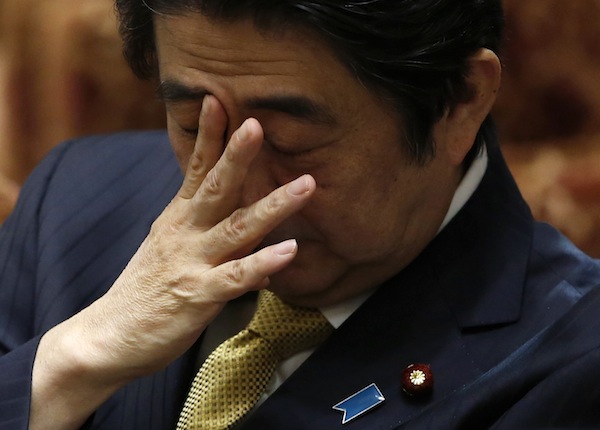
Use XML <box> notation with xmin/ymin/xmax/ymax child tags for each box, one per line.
<box><xmin>264</xmin><ymin>239</ymin><xmax>349</xmax><ymax>306</ymax></box>
<box><xmin>266</xmin><ymin>264</ymin><xmax>340</xmax><ymax>307</ymax></box>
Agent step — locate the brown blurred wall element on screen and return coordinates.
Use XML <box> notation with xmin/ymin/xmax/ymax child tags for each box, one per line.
<box><xmin>496</xmin><ymin>0</ymin><xmax>600</xmax><ymax>256</ymax></box>
<box><xmin>0</xmin><ymin>0</ymin><xmax>165</xmax><ymax>220</ymax></box>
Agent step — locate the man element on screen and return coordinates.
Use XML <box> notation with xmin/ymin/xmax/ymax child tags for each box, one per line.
<box><xmin>2</xmin><ymin>1</ymin><xmax>600</xmax><ymax>429</ymax></box>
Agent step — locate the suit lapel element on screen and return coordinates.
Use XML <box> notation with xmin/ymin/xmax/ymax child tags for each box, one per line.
<box><xmin>243</xmin><ymin>254</ymin><xmax>489</xmax><ymax>429</ymax></box>
<box><xmin>242</xmin><ymin>142</ymin><xmax>535</xmax><ymax>429</ymax></box>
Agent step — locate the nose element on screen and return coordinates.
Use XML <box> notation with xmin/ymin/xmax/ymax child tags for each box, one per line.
<box><xmin>240</xmin><ymin>148</ymin><xmax>281</xmax><ymax>208</ymax></box>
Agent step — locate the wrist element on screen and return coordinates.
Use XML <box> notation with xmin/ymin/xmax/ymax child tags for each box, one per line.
<box><xmin>30</xmin><ymin>314</ymin><xmax>128</xmax><ymax>430</ymax></box>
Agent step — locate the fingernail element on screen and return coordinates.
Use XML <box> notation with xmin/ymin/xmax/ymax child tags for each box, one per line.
<box><xmin>287</xmin><ymin>175</ymin><xmax>309</xmax><ymax>196</ymax></box>
<box><xmin>272</xmin><ymin>239</ymin><xmax>297</xmax><ymax>256</ymax></box>
<box><xmin>237</xmin><ymin>120</ymin><xmax>250</xmax><ymax>142</ymax></box>
<box><xmin>201</xmin><ymin>95</ymin><xmax>212</xmax><ymax>115</ymax></box>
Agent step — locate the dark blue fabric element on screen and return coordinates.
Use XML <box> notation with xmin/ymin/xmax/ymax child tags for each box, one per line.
<box><xmin>1</xmin><ymin>131</ymin><xmax>600</xmax><ymax>429</ymax></box>
<box><xmin>0</xmin><ymin>131</ymin><xmax>195</xmax><ymax>430</ymax></box>
<box><xmin>243</xmin><ymin>142</ymin><xmax>600</xmax><ymax>429</ymax></box>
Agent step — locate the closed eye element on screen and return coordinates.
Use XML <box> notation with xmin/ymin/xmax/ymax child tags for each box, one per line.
<box><xmin>264</xmin><ymin>137</ymin><xmax>317</xmax><ymax>158</ymax></box>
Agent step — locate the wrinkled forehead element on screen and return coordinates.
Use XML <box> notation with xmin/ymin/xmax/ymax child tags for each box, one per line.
<box><xmin>152</xmin><ymin>11</ymin><xmax>389</xmax><ymax>128</ymax></box>
<box><xmin>147</xmin><ymin>0</ymin><xmax>356</xmax><ymax>73</ymax></box>
<box><xmin>153</xmin><ymin>12</ymin><xmax>323</xmax><ymax>75</ymax></box>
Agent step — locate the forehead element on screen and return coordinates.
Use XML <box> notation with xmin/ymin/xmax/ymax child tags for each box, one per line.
<box><xmin>153</xmin><ymin>12</ymin><xmax>379</xmax><ymax>119</ymax></box>
<box><xmin>155</xmin><ymin>13</ymin><xmax>317</xmax><ymax>74</ymax></box>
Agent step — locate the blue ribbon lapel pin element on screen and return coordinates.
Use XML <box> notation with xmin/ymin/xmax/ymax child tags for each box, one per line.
<box><xmin>332</xmin><ymin>383</ymin><xmax>385</xmax><ymax>424</ymax></box>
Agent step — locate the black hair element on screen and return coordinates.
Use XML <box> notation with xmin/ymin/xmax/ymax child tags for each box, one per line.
<box><xmin>115</xmin><ymin>0</ymin><xmax>504</xmax><ymax>164</ymax></box>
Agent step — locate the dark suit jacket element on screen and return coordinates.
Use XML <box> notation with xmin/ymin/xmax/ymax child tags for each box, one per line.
<box><xmin>2</xmin><ymin>131</ymin><xmax>600</xmax><ymax>429</ymax></box>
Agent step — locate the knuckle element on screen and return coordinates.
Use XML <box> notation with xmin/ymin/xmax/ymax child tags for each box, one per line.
<box><xmin>262</xmin><ymin>193</ymin><xmax>285</xmax><ymax>217</ymax></box>
<box><xmin>148</xmin><ymin>216</ymin><xmax>174</xmax><ymax>240</ymax></box>
<box><xmin>201</xmin><ymin>169</ymin><xmax>222</xmax><ymax>198</ymax></box>
<box><xmin>247</xmin><ymin>193</ymin><xmax>284</xmax><ymax>228</ymax></box>
<box><xmin>188</xmin><ymin>149</ymin><xmax>205</xmax><ymax>172</ymax></box>
<box><xmin>225</xmin><ymin>208</ymin><xmax>248</xmax><ymax>241</ymax></box>
<box><xmin>225</xmin><ymin>258</ymin><xmax>246</xmax><ymax>285</ymax></box>
<box><xmin>224</xmin><ymin>142</ymin><xmax>237</xmax><ymax>163</ymax></box>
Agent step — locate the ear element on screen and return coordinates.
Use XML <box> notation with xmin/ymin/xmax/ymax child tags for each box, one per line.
<box><xmin>436</xmin><ymin>48</ymin><xmax>501</xmax><ymax>166</ymax></box>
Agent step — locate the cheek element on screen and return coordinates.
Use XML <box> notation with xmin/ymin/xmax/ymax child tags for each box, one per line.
<box><xmin>301</xmin><ymin>173</ymin><xmax>408</xmax><ymax>261</ymax></box>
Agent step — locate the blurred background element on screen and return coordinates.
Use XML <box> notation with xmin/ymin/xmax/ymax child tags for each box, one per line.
<box><xmin>2</xmin><ymin>0</ymin><xmax>600</xmax><ymax>256</ymax></box>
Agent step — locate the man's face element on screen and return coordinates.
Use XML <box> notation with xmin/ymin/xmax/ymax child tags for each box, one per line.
<box><xmin>154</xmin><ymin>13</ymin><xmax>464</xmax><ymax>307</ymax></box>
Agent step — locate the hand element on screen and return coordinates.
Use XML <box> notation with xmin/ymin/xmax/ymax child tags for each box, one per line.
<box><xmin>30</xmin><ymin>95</ymin><xmax>316</xmax><ymax>429</ymax></box>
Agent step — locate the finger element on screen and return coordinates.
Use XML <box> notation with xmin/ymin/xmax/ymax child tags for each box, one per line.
<box><xmin>201</xmin><ymin>174</ymin><xmax>316</xmax><ymax>263</ymax></box>
<box><xmin>189</xmin><ymin>117</ymin><xmax>264</xmax><ymax>226</ymax></box>
<box><xmin>198</xmin><ymin>239</ymin><xmax>298</xmax><ymax>303</ymax></box>
<box><xmin>178</xmin><ymin>95</ymin><xmax>228</xmax><ymax>200</ymax></box>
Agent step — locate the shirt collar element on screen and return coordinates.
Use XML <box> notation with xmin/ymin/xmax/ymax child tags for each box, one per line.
<box><xmin>438</xmin><ymin>147</ymin><xmax>488</xmax><ymax>232</ymax></box>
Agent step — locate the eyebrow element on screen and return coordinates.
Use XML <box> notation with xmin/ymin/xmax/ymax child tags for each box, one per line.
<box><xmin>156</xmin><ymin>80</ymin><xmax>207</xmax><ymax>102</ymax></box>
<box><xmin>245</xmin><ymin>95</ymin><xmax>337</xmax><ymax>126</ymax></box>
<box><xmin>157</xmin><ymin>80</ymin><xmax>336</xmax><ymax>126</ymax></box>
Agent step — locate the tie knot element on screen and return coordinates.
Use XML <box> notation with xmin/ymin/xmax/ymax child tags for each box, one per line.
<box><xmin>247</xmin><ymin>290</ymin><xmax>333</xmax><ymax>359</ymax></box>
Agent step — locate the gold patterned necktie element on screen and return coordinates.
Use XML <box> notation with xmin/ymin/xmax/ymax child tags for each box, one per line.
<box><xmin>177</xmin><ymin>290</ymin><xmax>334</xmax><ymax>430</ymax></box>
